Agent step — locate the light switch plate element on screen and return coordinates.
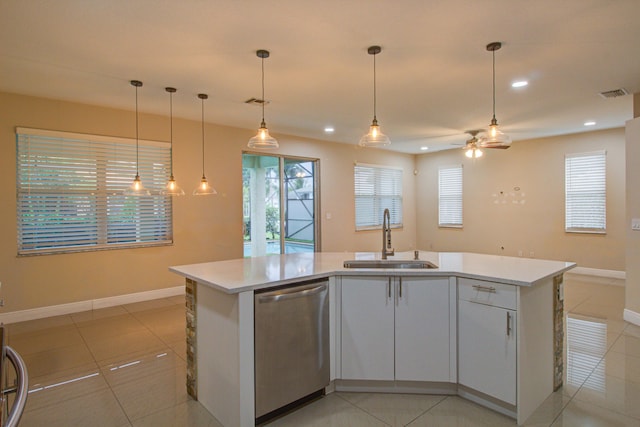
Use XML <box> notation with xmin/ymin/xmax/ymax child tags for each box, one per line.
<box><xmin>633</xmin><ymin>218</ymin><xmax>640</xmax><ymax>231</ymax></box>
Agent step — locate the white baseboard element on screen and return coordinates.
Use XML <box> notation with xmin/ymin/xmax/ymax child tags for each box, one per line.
<box><xmin>624</xmin><ymin>309</ymin><xmax>640</xmax><ymax>327</ymax></box>
<box><xmin>0</xmin><ymin>286</ymin><xmax>184</xmax><ymax>325</ymax></box>
<box><xmin>565</xmin><ymin>267</ymin><xmax>626</xmax><ymax>286</ymax></box>
<box><xmin>567</xmin><ymin>267</ymin><xmax>626</xmax><ymax>279</ymax></box>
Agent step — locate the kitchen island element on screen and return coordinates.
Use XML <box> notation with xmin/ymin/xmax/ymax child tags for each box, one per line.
<box><xmin>170</xmin><ymin>251</ymin><xmax>575</xmax><ymax>426</ymax></box>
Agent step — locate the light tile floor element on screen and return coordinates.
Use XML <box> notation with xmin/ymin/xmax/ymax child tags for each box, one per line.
<box><xmin>4</xmin><ymin>276</ymin><xmax>640</xmax><ymax>426</ymax></box>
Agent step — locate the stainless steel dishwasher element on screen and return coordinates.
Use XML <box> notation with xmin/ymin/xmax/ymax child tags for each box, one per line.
<box><xmin>254</xmin><ymin>279</ymin><xmax>329</xmax><ymax>423</ymax></box>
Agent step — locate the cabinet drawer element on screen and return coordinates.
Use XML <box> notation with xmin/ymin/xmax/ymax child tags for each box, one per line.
<box><xmin>458</xmin><ymin>278</ymin><xmax>517</xmax><ymax>310</ymax></box>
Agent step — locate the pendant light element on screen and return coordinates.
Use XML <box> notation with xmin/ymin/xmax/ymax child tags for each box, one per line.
<box><xmin>162</xmin><ymin>87</ymin><xmax>185</xmax><ymax>196</ymax></box>
<box><xmin>124</xmin><ymin>80</ymin><xmax>150</xmax><ymax>196</ymax></box>
<box><xmin>464</xmin><ymin>130</ymin><xmax>483</xmax><ymax>158</ymax></box>
<box><xmin>477</xmin><ymin>42</ymin><xmax>511</xmax><ymax>149</ymax></box>
<box><xmin>359</xmin><ymin>45</ymin><xmax>391</xmax><ymax>147</ymax></box>
<box><xmin>193</xmin><ymin>93</ymin><xmax>217</xmax><ymax>196</ymax></box>
<box><xmin>248</xmin><ymin>49</ymin><xmax>279</xmax><ymax>149</ymax></box>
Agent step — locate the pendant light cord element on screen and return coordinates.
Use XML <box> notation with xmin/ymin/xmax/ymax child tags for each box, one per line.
<box><xmin>169</xmin><ymin>90</ymin><xmax>174</xmax><ymax>176</ymax></box>
<box><xmin>135</xmin><ymin>84</ymin><xmax>140</xmax><ymax>176</ymax></box>
<box><xmin>492</xmin><ymin>48</ymin><xmax>496</xmax><ymax>122</ymax></box>
<box><xmin>373</xmin><ymin>52</ymin><xmax>377</xmax><ymax>121</ymax></box>
<box><xmin>201</xmin><ymin>97</ymin><xmax>205</xmax><ymax>177</ymax></box>
<box><xmin>261</xmin><ymin>55</ymin><xmax>266</xmax><ymax>125</ymax></box>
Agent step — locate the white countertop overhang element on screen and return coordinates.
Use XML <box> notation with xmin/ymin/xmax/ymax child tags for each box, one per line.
<box><xmin>170</xmin><ymin>251</ymin><xmax>576</xmax><ymax>294</ymax></box>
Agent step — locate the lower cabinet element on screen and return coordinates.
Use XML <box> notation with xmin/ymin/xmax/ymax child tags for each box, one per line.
<box><xmin>458</xmin><ymin>279</ymin><xmax>517</xmax><ymax>405</ymax></box>
<box><xmin>341</xmin><ymin>275</ymin><xmax>452</xmax><ymax>382</ymax></box>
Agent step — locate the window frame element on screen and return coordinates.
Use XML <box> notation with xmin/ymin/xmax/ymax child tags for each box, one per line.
<box><xmin>438</xmin><ymin>164</ymin><xmax>463</xmax><ymax>228</ymax></box>
<box><xmin>354</xmin><ymin>163</ymin><xmax>403</xmax><ymax>231</ymax></box>
<box><xmin>16</xmin><ymin>127</ymin><xmax>173</xmax><ymax>255</ymax></box>
<box><xmin>564</xmin><ymin>150</ymin><xmax>606</xmax><ymax>234</ymax></box>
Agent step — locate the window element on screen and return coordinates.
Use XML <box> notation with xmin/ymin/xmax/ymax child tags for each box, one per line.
<box><xmin>16</xmin><ymin>128</ymin><xmax>172</xmax><ymax>255</ymax></box>
<box><xmin>354</xmin><ymin>163</ymin><xmax>403</xmax><ymax>230</ymax></box>
<box><xmin>438</xmin><ymin>165</ymin><xmax>463</xmax><ymax>227</ymax></box>
<box><xmin>565</xmin><ymin>151</ymin><xmax>606</xmax><ymax>233</ymax></box>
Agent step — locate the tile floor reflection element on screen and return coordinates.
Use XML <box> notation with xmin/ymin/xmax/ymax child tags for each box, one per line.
<box><xmin>5</xmin><ymin>276</ymin><xmax>640</xmax><ymax>426</ymax></box>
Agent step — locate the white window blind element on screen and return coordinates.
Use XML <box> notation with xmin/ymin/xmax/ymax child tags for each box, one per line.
<box><xmin>354</xmin><ymin>163</ymin><xmax>403</xmax><ymax>230</ymax></box>
<box><xmin>16</xmin><ymin>128</ymin><xmax>173</xmax><ymax>255</ymax></box>
<box><xmin>565</xmin><ymin>151</ymin><xmax>606</xmax><ymax>233</ymax></box>
<box><xmin>438</xmin><ymin>165</ymin><xmax>463</xmax><ymax>227</ymax></box>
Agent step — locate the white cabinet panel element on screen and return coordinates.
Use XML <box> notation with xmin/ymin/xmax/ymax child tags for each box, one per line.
<box><xmin>341</xmin><ymin>276</ymin><xmax>452</xmax><ymax>383</ymax></box>
<box><xmin>341</xmin><ymin>276</ymin><xmax>395</xmax><ymax>380</ymax></box>
<box><xmin>395</xmin><ymin>277</ymin><xmax>451</xmax><ymax>382</ymax></box>
<box><xmin>458</xmin><ymin>299</ymin><xmax>517</xmax><ymax>405</ymax></box>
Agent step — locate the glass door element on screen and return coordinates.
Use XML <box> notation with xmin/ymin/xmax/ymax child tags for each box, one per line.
<box><xmin>243</xmin><ymin>153</ymin><xmax>318</xmax><ymax>257</ymax></box>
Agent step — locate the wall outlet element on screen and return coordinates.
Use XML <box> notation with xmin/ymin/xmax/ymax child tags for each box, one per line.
<box><xmin>529</xmin><ymin>251</ymin><xmax>535</xmax><ymax>258</ymax></box>
<box><xmin>518</xmin><ymin>250</ymin><xmax>523</xmax><ymax>257</ymax></box>
<box><xmin>632</xmin><ymin>218</ymin><xmax>640</xmax><ymax>231</ymax></box>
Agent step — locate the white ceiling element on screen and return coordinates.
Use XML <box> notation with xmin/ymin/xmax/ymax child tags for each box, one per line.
<box><xmin>1</xmin><ymin>0</ymin><xmax>639</xmax><ymax>153</ymax></box>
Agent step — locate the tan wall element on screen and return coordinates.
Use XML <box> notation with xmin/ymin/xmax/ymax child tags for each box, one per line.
<box><xmin>626</xmin><ymin>117</ymin><xmax>640</xmax><ymax>314</ymax></box>
<box><xmin>0</xmin><ymin>92</ymin><xmax>417</xmax><ymax>312</ymax></box>
<box><xmin>415</xmin><ymin>128</ymin><xmax>626</xmax><ymax>270</ymax></box>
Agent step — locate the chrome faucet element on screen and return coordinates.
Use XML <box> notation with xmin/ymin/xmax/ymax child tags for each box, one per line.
<box><xmin>381</xmin><ymin>208</ymin><xmax>395</xmax><ymax>259</ymax></box>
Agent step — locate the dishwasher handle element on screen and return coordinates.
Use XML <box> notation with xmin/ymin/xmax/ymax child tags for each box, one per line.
<box><xmin>258</xmin><ymin>283</ymin><xmax>327</xmax><ymax>303</ymax></box>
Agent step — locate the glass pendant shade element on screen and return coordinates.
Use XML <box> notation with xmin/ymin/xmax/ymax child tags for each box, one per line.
<box><xmin>125</xmin><ymin>80</ymin><xmax>150</xmax><ymax>196</ymax></box>
<box><xmin>359</xmin><ymin>118</ymin><xmax>391</xmax><ymax>147</ymax></box>
<box><xmin>477</xmin><ymin>42</ymin><xmax>511</xmax><ymax>149</ymax></box>
<box><xmin>124</xmin><ymin>174</ymin><xmax>151</xmax><ymax>196</ymax></box>
<box><xmin>162</xmin><ymin>175</ymin><xmax>185</xmax><ymax>196</ymax></box>
<box><xmin>478</xmin><ymin>118</ymin><xmax>512</xmax><ymax>148</ymax></box>
<box><xmin>161</xmin><ymin>87</ymin><xmax>185</xmax><ymax>196</ymax></box>
<box><xmin>248</xmin><ymin>50</ymin><xmax>279</xmax><ymax>149</ymax></box>
<box><xmin>359</xmin><ymin>46</ymin><xmax>391</xmax><ymax>148</ymax></box>
<box><xmin>193</xmin><ymin>175</ymin><xmax>217</xmax><ymax>196</ymax></box>
<box><xmin>193</xmin><ymin>93</ymin><xmax>217</xmax><ymax>195</ymax></box>
<box><xmin>248</xmin><ymin>121</ymin><xmax>279</xmax><ymax>149</ymax></box>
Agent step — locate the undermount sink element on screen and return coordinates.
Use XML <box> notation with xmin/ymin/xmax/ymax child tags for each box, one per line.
<box><xmin>343</xmin><ymin>259</ymin><xmax>438</xmax><ymax>269</ymax></box>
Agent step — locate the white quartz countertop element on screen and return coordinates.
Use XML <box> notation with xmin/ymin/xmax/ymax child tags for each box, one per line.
<box><xmin>169</xmin><ymin>251</ymin><xmax>576</xmax><ymax>294</ymax></box>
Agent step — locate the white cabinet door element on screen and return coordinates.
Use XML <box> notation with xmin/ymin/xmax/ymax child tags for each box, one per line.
<box><xmin>341</xmin><ymin>276</ymin><xmax>395</xmax><ymax>380</ymax></box>
<box><xmin>395</xmin><ymin>277</ymin><xmax>451</xmax><ymax>382</ymax></box>
<box><xmin>458</xmin><ymin>299</ymin><xmax>517</xmax><ymax>405</ymax></box>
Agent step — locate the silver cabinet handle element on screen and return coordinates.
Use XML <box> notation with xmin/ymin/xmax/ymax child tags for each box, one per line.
<box><xmin>258</xmin><ymin>284</ymin><xmax>326</xmax><ymax>303</ymax></box>
<box><xmin>399</xmin><ymin>277</ymin><xmax>403</xmax><ymax>299</ymax></box>
<box><xmin>4</xmin><ymin>345</ymin><xmax>29</xmax><ymax>427</ymax></box>
<box><xmin>388</xmin><ymin>277</ymin><xmax>392</xmax><ymax>298</ymax></box>
<box><xmin>507</xmin><ymin>312</ymin><xmax>512</xmax><ymax>337</ymax></box>
<box><xmin>473</xmin><ymin>284</ymin><xmax>496</xmax><ymax>293</ymax></box>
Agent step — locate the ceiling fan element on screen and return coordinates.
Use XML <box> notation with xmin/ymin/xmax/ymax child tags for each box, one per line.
<box><xmin>461</xmin><ymin>130</ymin><xmax>483</xmax><ymax>158</ymax></box>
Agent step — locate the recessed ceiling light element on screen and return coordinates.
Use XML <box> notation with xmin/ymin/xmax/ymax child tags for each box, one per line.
<box><xmin>324</xmin><ymin>126</ymin><xmax>334</xmax><ymax>133</ymax></box>
<box><xmin>584</xmin><ymin>121</ymin><xmax>596</xmax><ymax>126</ymax></box>
<box><xmin>512</xmin><ymin>80</ymin><xmax>528</xmax><ymax>88</ymax></box>
<box><xmin>420</xmin><ymin>146</ymin><xmax>429</xmax><ymax>151</ymax></box>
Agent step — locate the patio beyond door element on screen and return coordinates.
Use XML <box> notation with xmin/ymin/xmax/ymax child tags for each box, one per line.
<box><xmin>242</xmin><ymin>154</ymin><xmax>318</xmax><ymax>257</ymax></box>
